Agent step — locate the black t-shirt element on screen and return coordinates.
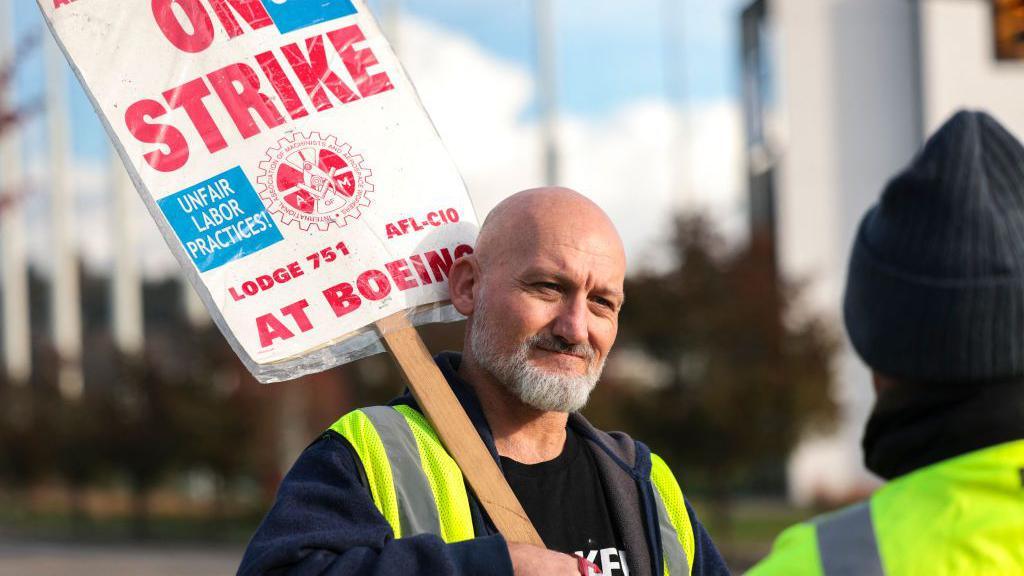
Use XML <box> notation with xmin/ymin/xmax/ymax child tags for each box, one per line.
<box><xmin>501</xmin><ymin>427</ymin><xmax>630</xmax><ymax>575</ymax></box>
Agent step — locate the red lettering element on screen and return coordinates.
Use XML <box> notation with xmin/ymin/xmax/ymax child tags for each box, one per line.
<box><xmin>446</xmin><ymin>208</ymin><xmax>460</xmax><ymax>223</ymax></box>
<box><xmin>208</xmin><ymin>62</ymin><xmax>285</xmax><ymax>139</ymax></box>
<box><xmin>271</xmin><ymin>268</ymin><xmax>290</xmax><ymax>283</ymax></box>
<box><xmin>327</xmin><ymin>25</ymin><xmax>394</xmax><ymax>98</ymax></box>
<box><xmin>409</xmin><ymin>254</ymin><xmax>432</xmax><ymax>285</ymax></box>
<box><xmin>385</xmin><ymin>222</ymin><xmax>401</xmax><ymax>239</ymax></box>
<box><xmin>427</xmin><ymin>212</ymin><xmax>442</xmax><ymax>226</ymax></box>
<box><xmin>206</xmin><ymin>0</ymin><xmax>273</xmax><ymax>38</ymax></box>
<box><xmin>281</xmin><ymin>36</ymin><xmax>359</xmax><ymax>112</ymax></box>
<box><xmin>257</xmin><ymin>312</ymin><xmax>294</xmax><ymax>347</ymax></box>
<box><xmin>54</xmin><ymin>0</ymin><xmax>75</xmax><ymax>8</ymax></box>
<box><xmin>357</xmin><ymin>269</ymin><xmax>392</xmax><ymax>301</ymax></box>
<box><xmin>454</xmin><ymin>244</ymin><xmax>474</xmax><ymax>259</ymax></box>
<box><xmin>424</xmin><ymin>249</ymin><xmax>454</xmax><ymax>282</ymax></box>
<box><xmin>125</xmin><ymin>99</ymin><xmax>189</xmax><ymax>172</ymax></box>
<box><xmin>152</xmin><ymin>0</ymin><xmax>215</xmax><ymax>53</ymax></box>
<box><xmin>410</xmin><ymin>219</ymin><xmax>424</xmax><ymax>231</ymax></box>
<box><xmin>243</xmin><ymin>281</ymin><xmax>258</xmax><ymax>295</ymax></box>
<box><xmin>399</xmin><ymin>219</ymin><xmax>411</xmax><ymax>233</ymax></box>
<box><xmin>163</xmin><ymin>78</ymin><xmax>227</xmax><ymax>154</ymax></box>
<box><xmin>229</xmin><ymin>286</ymin><xmax>245</xmax><ymax>301</ymax></box>
<box><xmin>280</xmin><ymin>299</ymin><xmax>314</xmax><ymax>333</ymax></box>
<box><xmin>385</xmin><ymin>259</ymin><xmax>418</xmax><ymax>291</ymax></box>
<box><xmin>255</xmin><ymin>51</ymin><xmax>309</xmax><ymax>121</ymax></box>
<box><xmin>323</xmin><ymin>282</ymin><xmax>362</xmax><ymax>318</ymax></box>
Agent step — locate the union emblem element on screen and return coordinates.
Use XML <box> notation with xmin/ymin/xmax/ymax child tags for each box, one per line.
<box><xmin>256</xmin><ymin>132</ymin><xmax>373</xmax><ymax>232</ymax></box>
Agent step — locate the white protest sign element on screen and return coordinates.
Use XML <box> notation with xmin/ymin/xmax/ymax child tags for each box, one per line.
<box><xmin>38</xmin><ymin>0</ymin><xmax>479</xmax><ymax>382</ymax></box>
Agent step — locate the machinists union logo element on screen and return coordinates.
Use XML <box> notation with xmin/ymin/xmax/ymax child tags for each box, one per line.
<box><xmin>257</xmin><ymin>132</ymin><xmax>373</xmax><ymax>232</ymax></box>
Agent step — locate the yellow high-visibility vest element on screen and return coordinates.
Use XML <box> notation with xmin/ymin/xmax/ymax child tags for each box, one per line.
<box><xmin>330</xmin><ymin>405</ymin><xmax>697</xmax><ymax>575</ymax></box>
<box><xmin>748</xmin><ymin>440</ymin><xmax>1024</xmax><ymax>575</ymax></box>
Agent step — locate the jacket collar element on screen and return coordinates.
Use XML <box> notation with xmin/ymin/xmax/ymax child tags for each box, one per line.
<box><xmin>863</xmin><ymin>377</ymin><xmax>1024</xmax><ymax>479</ymax></box>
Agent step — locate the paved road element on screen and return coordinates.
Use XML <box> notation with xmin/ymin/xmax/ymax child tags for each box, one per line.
<box><xmin>0</xmin><ymin>541</ymin><xmax>244</xmax><ymax>576</ymax></box>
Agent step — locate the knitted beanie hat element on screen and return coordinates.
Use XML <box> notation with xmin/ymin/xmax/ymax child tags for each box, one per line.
<box><xmin>843</xmin><ymin>110</ymin><xmax>1024</xmax><ymax>383</ymax></box>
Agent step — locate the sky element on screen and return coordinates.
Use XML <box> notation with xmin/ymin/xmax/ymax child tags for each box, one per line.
<box><xmin>5</xmin><ymin>0</ymin><xmax>749</xmax><ymax>278</ymax></box>
<box><xmin>375</xmin><ymin>0</ymin><xmax>746</xmax><ymax>114</ymax></box>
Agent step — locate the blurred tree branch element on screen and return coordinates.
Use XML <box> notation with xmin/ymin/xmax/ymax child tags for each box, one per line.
<box><xmin>587</xmin><ymin>214</ymin><xmax>838</xmax><ymax>501</ymax></box>
<box><xmin>0</xmin><ymin>30</ymin><xmax>43</xmax><ymax>216</ymax></box>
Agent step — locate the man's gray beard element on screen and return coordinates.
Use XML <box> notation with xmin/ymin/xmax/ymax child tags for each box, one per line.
<box><xmin>468</xmin><ymin>294</ymin><xmax>605</xmax><ymax>413</ymax></box>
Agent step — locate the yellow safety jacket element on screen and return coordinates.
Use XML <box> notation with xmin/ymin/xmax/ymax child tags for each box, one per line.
<box><xmin>747</xmin><ymin>440</ymin><xmax>1024</xmax><ymax>575</ymax></box>
<box><xmin>331</xmin><ymin>404</ymin><xmax>698</xmax><ymax>575</ymax></box>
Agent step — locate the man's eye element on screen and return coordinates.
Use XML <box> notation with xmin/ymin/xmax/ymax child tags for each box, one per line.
<box><xmin>531</xmin><ymin>282</ymin><xmax>565</xmax><ymax>296</ymax></box>
<box><xmin>592</xmin><ymin>297</ymin><xmax>615</xmax><ymax>310</ymax></box>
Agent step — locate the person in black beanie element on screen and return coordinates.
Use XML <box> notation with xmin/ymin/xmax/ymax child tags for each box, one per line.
<box><xmin>748</xmin><ymin>110</ymin><xmax>1024</xmax><ymax>575</ymax></box>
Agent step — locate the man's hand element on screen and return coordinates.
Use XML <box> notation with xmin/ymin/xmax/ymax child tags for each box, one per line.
<box><xmin>507</xmin><ymin>543</ymin><xmax>581</xmax><ymax>575</ymax></box>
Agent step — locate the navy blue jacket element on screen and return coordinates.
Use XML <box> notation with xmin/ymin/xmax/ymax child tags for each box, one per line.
<box><xmin>239</xmin><ymin>353</ymin><xmax>729</xmax><ymax>575</ymax></box>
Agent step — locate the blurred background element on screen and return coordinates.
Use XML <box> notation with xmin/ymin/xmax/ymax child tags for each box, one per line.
<box><xmin>0</xmin><ymin>0</ymin><xmax>1022</xmax><ymax>573</ymax></box>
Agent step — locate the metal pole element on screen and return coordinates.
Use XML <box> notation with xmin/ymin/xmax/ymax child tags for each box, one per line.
<box><xmin>182</xmin><ymin>276</ymin><xmax>210</xmax><ymax>327</ymax></box>
<box><xmin>662</xmin><ymin>0</ymin><xmax>690</xmax><ymax>212</ymax></box>
<box><xmin>277</xmin><ymin>382</ymin><xmax>306</xmax><ymax>480</ymax></box>
<box><xmin>46</xmin><ymin>35</ymin><xmax>83</xmax><ymax>399</ymax></box>
<box><xmin>534</xmin><ymin>0</ymin><xmax>559</xmax><ymax>185</ymax></box>
<box><xmin>381</xmin><ymin>0</ymin><xmax>402</xmax><ymax>57</ymax></box>
<box><xmin>111</xmin><ymin>147</ymin><xmax>143</xmax><ymax>357</ymax></box>
<box><xmin>0</xmin><ymin>0</ymin><xmax>31</xmax><ymax>385</ymax></box>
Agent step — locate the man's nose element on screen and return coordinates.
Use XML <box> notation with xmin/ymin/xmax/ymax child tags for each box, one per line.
<box><xmin>551</xmin><ymin>296</ymin><xmax>588</xmax><ymax>345</ymax></box>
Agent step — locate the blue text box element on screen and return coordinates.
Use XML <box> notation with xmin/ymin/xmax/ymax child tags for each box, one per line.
<box><xmin>260</xmin><ymin>0</ymin><xmax>358</xmax><ymax>34</ymax></box>
<box><xmin>159</xmin><ymin>167</ymin><xmax>284</xmax><ymax>273</ymax></box>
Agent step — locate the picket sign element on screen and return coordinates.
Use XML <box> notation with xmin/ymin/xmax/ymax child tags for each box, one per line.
<box><xmin>38</xmin><ymin>0</ymin><xmax>541</xmax><ymax>545</ymax></box>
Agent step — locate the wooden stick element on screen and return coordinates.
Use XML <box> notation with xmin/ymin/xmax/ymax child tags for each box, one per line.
<box><xmin>376</xmin><ymin>311</ymin><xmax>544</xmax><ymax>546</ymax></box>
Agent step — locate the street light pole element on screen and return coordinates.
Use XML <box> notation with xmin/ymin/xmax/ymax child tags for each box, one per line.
<box><xmin>534</xmin><ymin>0</ymin><xmax>559</xmax><ymax>185</ymax></box>
<box><xmin>0</xmin><ymin>0</ymin><xmax>31</xmax><ymax>386</ymax></box>
<box><xmin>662</xmin><ymin>0</ymin><xmax>691</xmax><ymax>213</ymax></box>
<box><xmin>111</xmin><ymin>147</ymin><xmax>143</xmax><ymax>358</ymax></box>
<box><xmin>46</xmin><ymin>35</ymin><xmax>83</xmax><ymax>399</ymax></box>
<box><xmin>381</xmin><ymin>0</ymin><xmax>402</xmax><ymax>58</ymax></box>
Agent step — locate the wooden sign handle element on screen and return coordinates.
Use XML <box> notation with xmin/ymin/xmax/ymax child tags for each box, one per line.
<box><xmin>376</xmin><ymin>311</ymin><xmax>544</xmax><ymax>546</ymax></box>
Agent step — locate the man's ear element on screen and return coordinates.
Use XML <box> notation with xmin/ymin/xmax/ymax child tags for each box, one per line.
<box><xmin>449</xmin><ymin>254</ymin><xmax>478</xmax><ymax>316</ymax></box>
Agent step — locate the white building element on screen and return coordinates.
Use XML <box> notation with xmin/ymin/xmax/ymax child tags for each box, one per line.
<box><xmin>741</xmin><ymin>0</ymin><xmax>1024</xmax><ymax>504</ymax></box>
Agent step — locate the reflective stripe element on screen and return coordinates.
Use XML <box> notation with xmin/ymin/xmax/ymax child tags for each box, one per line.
<box><xmin>815</xmin><ymin>501</ymin><xmax>884</xmax><ymax>576</ymax></box>
<box><xmin>393</xmin><ymin>405</ymin><xmax>475</xmax><ymax>543</ymax></box>
<box><xmin>332</xmin><ymin>406</ymin><xmax>473</xmax><ymax>543</ymax></box>
<box><xmin>650</xmin><ymin>454</ymin><xmax>694</xmax><ymax>575</ymax></box>
<box><xmin>652</xmin><ymin>485</ymin><xmax>689</xmax><ymax>576</ymax></box>
<box><xmin>329</xmin><ymin>410</ymin><xmax>401</xmax><ymax>534</ymax></box>
<box><xmin>361</xmin><ymin>406</ymin><xmax>442</xmax><ymax>538</ymax></box>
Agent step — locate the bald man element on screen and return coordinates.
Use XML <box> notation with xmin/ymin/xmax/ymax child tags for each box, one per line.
<box><xmin>239</xmin><ymin>188</ymin><xmax>728</xmax><ymax>576</ymax></box>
